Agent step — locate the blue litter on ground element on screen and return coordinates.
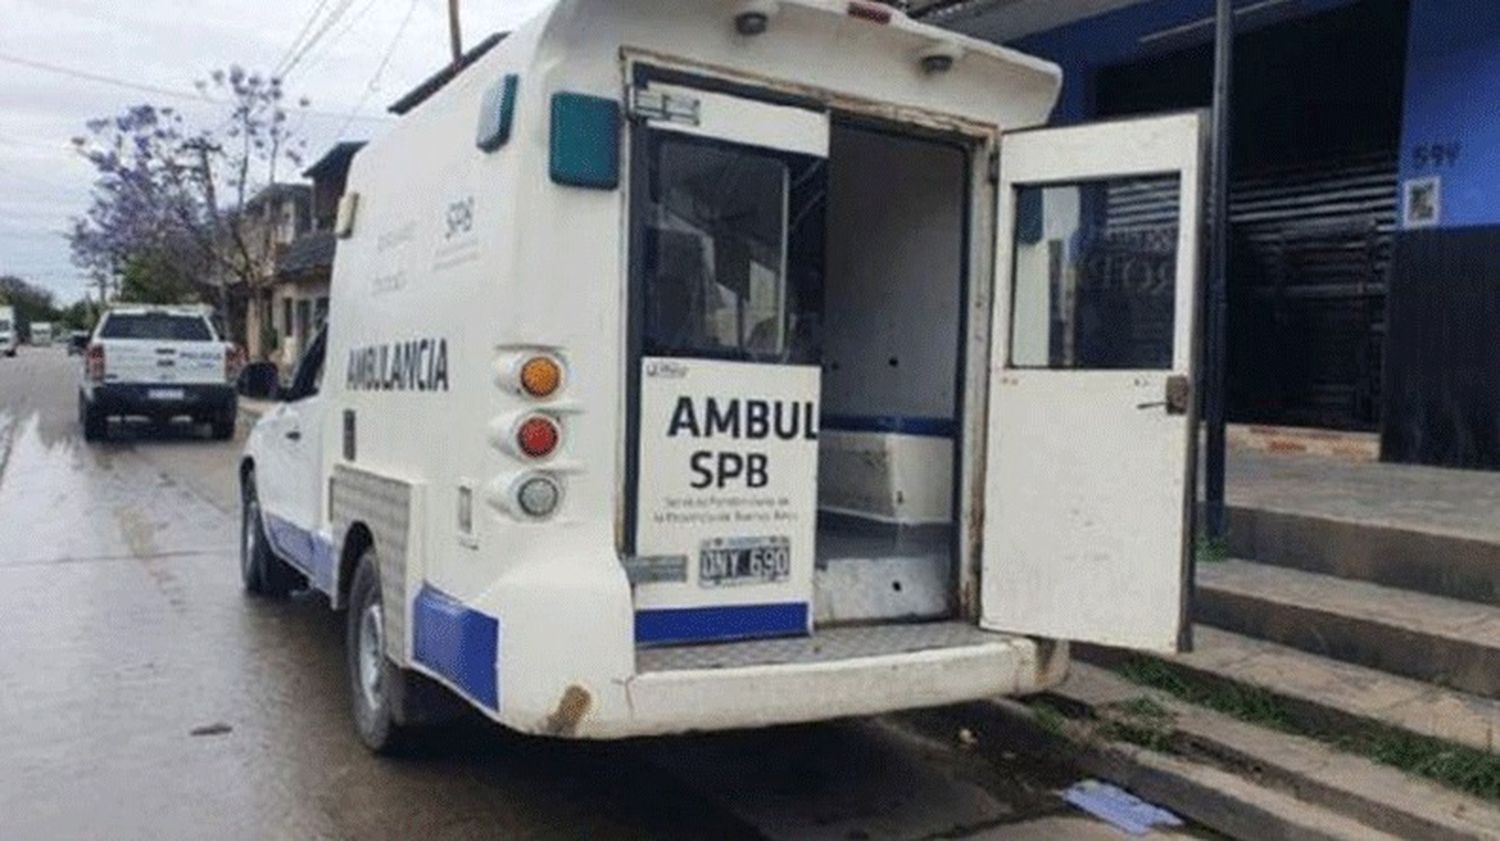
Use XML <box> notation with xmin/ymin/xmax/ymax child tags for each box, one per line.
<box><xmin>1063</xmin><ymin>780</ymin><xmax>1185</xmax><ymax>836</ymax></box>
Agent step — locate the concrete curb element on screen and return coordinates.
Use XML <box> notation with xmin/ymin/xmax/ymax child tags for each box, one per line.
<box><xmin>968</xmin><ymin>696</ymin><xmax>1401</xmax><ymax>841</ymax></box>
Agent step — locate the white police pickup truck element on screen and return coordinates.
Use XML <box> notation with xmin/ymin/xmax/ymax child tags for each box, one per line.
<box><xmin>238</xmin><ymin>0</ymin><xmax>1204</xmax><ymax>753</ymax></box>
<box><xmin>79</xmin><ymin>305</ymin><xmax>240</xmax><ymax>441</ymax></box>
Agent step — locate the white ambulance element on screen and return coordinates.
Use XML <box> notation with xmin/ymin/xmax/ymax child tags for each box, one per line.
<box><xmin>238</xmin><ymin>0</ymin><xmax>1204</xmax><ymax>752</ymax></box>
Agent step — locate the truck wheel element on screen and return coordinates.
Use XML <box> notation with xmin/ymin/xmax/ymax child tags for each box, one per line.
<box><xmin>210</xmin><ymin>411</ymin><xmax>236</xmax><ymax>441</ymax></box>
<box><xmin>240</xmin><ymin>472</ymin><xmax>302</xmax><ymax>597</ymax></box>
<box><xmin>347</xmin><ymin>548</ymin><xmax>414</xmax><ymax>754</ymax></box>
<box><xmin>80</xmin><ymin>396</ymin><xmax>106</xmax><ymax>442</ymax></box>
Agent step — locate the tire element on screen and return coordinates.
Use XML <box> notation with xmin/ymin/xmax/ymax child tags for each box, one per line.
<box><xmin>80</xmin><ymin>396</ymin><xmax>106</xmax><ymax>442</ymax></box>
<box><xmin>240</xmin><ymin>472</ymin><xmax>302</xmax><ymax>597</ymax></box>
<box><xmin>210</xmin><ymin>411</ymin><xmax>236</xmax><ymax>441</ymax></box>
<box><xmin>347</xmin><ymin>548</ymin><xmax>413</xmax><ymax>754</ymax></box>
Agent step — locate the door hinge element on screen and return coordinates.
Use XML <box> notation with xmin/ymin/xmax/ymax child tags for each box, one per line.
<box><xmin>627</xmin><ymin>87</ymin><xmax>701</xmax><ymax>126</ymax></box>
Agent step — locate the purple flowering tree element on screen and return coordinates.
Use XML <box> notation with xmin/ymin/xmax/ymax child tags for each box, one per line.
<box><xmin>70</xmin><ymin>66</ymin><xmax>308</xmax><ymax>348</ymax></box>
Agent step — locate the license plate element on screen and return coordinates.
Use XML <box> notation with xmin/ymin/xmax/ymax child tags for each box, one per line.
<box><xmin>147</xmin><ymin>388</ymin><xmax>185</xmax><ymax>401</ymax></box>
<box><xmin>699</xmin><ymin>536</ymin><xmax>791</xmax><ymax>588</ymax></box>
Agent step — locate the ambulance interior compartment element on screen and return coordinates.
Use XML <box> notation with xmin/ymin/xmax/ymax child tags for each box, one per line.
<box><xmin>816</xmin><ymin>121</ymin><xmax>967</xmax><ymax>626</ymax></box>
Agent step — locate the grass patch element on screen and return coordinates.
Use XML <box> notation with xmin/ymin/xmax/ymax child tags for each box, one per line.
<box><xmin>1195</xmin><ymin>535</ymin><xmax>1232</xmax><ymax>564</ymax></box>
<box><xmin>1115</xmin><ymin>656</ymin><xmax>1500</xmax><ymax>803</ymax></box>
<box><xmin>1030</xmin><ymin>702</ymin><xmax>1070</xmax><ymax>739</ymax></box>
<box><xmin>1101</xmin><ymin>697</ymin><xmax>1177</xmax><ymax>752</ymax></box>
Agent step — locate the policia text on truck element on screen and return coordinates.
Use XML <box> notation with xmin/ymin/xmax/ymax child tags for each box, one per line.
<box><xmin>237</xmin><ymin>0</ymin><xmax>1205</xmax><ymax>752</ymax></box>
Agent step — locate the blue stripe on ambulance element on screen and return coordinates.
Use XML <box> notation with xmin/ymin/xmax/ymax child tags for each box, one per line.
<box><xmin>263</xmin><ymin>514</ymin><xmax>336</xmax><ymax>593</ymax></box>
<box><xmin>412</xmin><ymin>586</ymin><xmax>500</xmax><ymax>710</ymax></box>
<box><xmin>635</xmin><ymin>603</ymin><xmax>809</xmax><ymax>646</ymax></box>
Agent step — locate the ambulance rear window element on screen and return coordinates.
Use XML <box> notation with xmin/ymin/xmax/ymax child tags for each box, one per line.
<box><xmin>99</xmin><ymin>313</ymin><xmax>214</xmax><ymax>341</ymax></box>
<box><xmin>638</xmin><ymin>134</ymin><xmax>825</xmax><ymax>365</ymax></box>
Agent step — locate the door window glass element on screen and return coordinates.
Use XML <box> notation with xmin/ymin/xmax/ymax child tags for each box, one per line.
<box><xmin>1009</xmin><ymin>175</ymin><xmax>1180</xmax><ymax>369</ymax></box>
<box><xmin>639</xmin><ymin>134</ymin><xmax>825</xmax><ymax>364</ymax></box>
<box><xmin>287</xmin><ymin>328</ymin><xmax>327</xmax><ymax>401</ymax></box>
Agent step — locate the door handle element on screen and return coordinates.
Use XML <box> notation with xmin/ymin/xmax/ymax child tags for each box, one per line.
<box><xmin>285</xmin><ymin>429</ymin><xmax>302</xmax><ymax>442</ymax></box>
<box><xmin>1137</xmin><ymin>375</ymin><xmax>1193</xmax><ymax>415</ymax></box>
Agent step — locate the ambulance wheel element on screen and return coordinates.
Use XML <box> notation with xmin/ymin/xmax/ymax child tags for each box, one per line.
<box><xmin>240</xmin><ymin>471</ymin><xmax>301</xmax><ymax>597</ymax></box>
<box><xmin>347</xmin><ymin>549</ymin><xmax>415</xmax><ymax>754</ymax></box>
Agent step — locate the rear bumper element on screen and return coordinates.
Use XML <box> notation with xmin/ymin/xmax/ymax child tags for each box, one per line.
<box><xmin>87</xmin><ymin>383</ymin><xmax>236</xmax><ymax>418</ymax></box>
<box><xmin>475</xmin><ymin>626</ymin><xmax>1069</xmax><ymax>740</ymax></box>
<box><xmin>601</xmin><ymin>635</ymin><xmax>1066</xmax><ymax>739</ymax></box>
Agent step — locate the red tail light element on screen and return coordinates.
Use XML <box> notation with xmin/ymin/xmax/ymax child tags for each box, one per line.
<box><xmin>86</xmin><ymin>344</ymin><xmax>105</xmax><ymax>383</ymax></box>
<box><xmin>516</xmin><ymin>415</ymin><xmax>561</xmax><ymax>459</ymax></box>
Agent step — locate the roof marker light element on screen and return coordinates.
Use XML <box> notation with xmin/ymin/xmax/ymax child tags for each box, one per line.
<box><xmin>734</xmin><ymin>0</ymin><xmax>779</xmax><ymax>36</ymax></box>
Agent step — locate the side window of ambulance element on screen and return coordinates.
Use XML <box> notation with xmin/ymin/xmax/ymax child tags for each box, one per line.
<box><xmin>286</xmin><ymin>328</ymin><xmax>327</xmax><ymax>402</ymax></box>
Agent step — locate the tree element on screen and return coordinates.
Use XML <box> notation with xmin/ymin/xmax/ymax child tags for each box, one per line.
<box><xmin>0</xmin><ymin>275</ymin><xmax>61</xmax><ymax>329</ymax></box>
<box><xmin>118</xmin><ymin>252</ymin><xmax>198</xmax><ymax>305</ymax></box>
<box><xmin>58</xmin><ymin>298</ymin><xmax>102</xmax><ymax>333</ymax></box>
<box><xmin>69</xmin><ymin>66</ymin><xmax>309</xmax><ymax>345</ymax></box>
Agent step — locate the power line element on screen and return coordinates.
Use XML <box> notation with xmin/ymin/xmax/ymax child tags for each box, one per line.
<box><xmin>273</xmin><ymin>0</ymin><xmax>335</xmax><ymax>77</ymax></box>
<box><xmin>334</xmin><ymin>0</ymin><xmax>420</xmax><ymax>142</ymax></box>
<box><xmin>0</xmin><ymin>51</ymin><xmax>394</xmax><ymax>124</ymax></box>
<box><xmin>281</xmin><ymin>0</ymin><xmax>361</xmax><ymax>80</ymax></box>
<box><xmin>296</xmin><ymin>0</ymin><xmax>384</xmax><ymax>79</ymax></box>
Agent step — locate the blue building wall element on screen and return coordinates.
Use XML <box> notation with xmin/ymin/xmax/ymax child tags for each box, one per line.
<box><xmin>1012</xmin><ymin>0</ymin><xmax>1360</xmax><ymax>124</ymax></box>
<box><xmin>1398</xmin><ymin>0</ymin><xmax>1500</xmax><ymax>230</ymax></box>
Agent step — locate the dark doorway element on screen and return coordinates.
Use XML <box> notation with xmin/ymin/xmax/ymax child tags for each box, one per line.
<box><xmin>1095</xmin><ymin>0</ymin><xmax>1411</xmax><ymax>431</ymax></box>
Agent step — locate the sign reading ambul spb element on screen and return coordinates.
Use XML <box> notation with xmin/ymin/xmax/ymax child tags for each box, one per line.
<box><xmin>634</xmin><ymin>357</ymin><xmax>821</xmax><ymax>645</ymax></box>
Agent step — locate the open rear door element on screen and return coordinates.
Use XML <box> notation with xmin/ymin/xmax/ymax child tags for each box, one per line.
<box><xmin>982</xmin><ymin>113</ymin><xmax>1205</xmax><ymax>653</ymax></box>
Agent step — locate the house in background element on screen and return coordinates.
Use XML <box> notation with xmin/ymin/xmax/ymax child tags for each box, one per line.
<box><xmin>255</xmin><ymin>141</ymin><xmax>364</xmax><ymax>367</ymax></box>
<box><xmin>238</xmin><ymin>183</ymin><xmax>313</xmax><ymax>360</ymax></box>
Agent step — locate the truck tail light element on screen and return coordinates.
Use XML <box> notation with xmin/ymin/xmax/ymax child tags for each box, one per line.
<box><xmin>86</xmin><ymin>344</ymin><xmax>106</xmax><ymax>383</ymax></box>
<box><xmin>516</xmin><ymin>474</ymin><xmax>562</xmax><ymax>519</ymax></box>
<box><xmin>516</xmin><ymin>415</ymin><xmax>561</xmax><ymax>459</ymax></box>
<box><xmin>519</xmin><ymin>355</ymin><xmax>563</xmax><ymax>398</ymax></box>
<box><xmin>847</xmin><ymin>1</ymin><xmax>894</xmax><ymax>24</ymax></box>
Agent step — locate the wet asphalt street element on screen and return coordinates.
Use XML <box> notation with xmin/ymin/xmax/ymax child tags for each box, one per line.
<box><xmin>0</xmin><ymin>347</ymin><xmax>1178</xmax><ymax>841</ymax></box>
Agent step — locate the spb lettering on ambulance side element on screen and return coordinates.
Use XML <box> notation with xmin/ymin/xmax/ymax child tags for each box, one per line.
<box><xmin>665</xmin><ymin>396</ymin><xmax>818</xmax><ymax>490</ymax></box>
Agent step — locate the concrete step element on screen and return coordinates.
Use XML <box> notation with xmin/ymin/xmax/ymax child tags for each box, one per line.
<box><xmin>1045</xmin><ymin>663</ymin><xmax>1500</xmax><ymax>841</ymax></box>
<box><xmin>1197</xmin><ymin>560</ymin><xmax>1500</xmax><ymax>698</ymax></box>
<box><xmin>936</xmin><ymin>697</ymin><xmax>1407</xmax><ymax>840</ymax></box>
<box><xmin>1086</xmin><ymin>626</ymin><xmax>1500</xmax><ymax>755</ymax></box>
<box><xmin>1228</xmin><ymin>502</ymin><xmax>1500</xmax><ymax>606</ymax></box>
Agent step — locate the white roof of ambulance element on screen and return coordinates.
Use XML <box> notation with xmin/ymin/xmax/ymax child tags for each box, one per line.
<box><xmin>367</xmin><ymin>0</ymin><xmax>1062</xmax><ymax>157</ymax></box>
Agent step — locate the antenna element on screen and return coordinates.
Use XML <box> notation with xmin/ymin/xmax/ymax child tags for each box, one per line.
<box><xmin>447</xmin><ymin>0</ymin><xmax>463</xmax><ymax>65</ymax></box>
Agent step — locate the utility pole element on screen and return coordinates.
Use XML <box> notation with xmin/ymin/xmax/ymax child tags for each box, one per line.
<box><xmin>1204</xmin><ymin>0</ymin><xmax>1235</xmax><ymax>540</ymax></box>
<box><xmin>447</xmin><ymin>0</ymin><xmax>463</xmax><ymax>66</ymax></box>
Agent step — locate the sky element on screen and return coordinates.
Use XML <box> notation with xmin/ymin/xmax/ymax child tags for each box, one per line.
<box><xmin>0</xmin><ymin>0</ymin><xmax>554</xmax><ymax>303</ymax></box>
